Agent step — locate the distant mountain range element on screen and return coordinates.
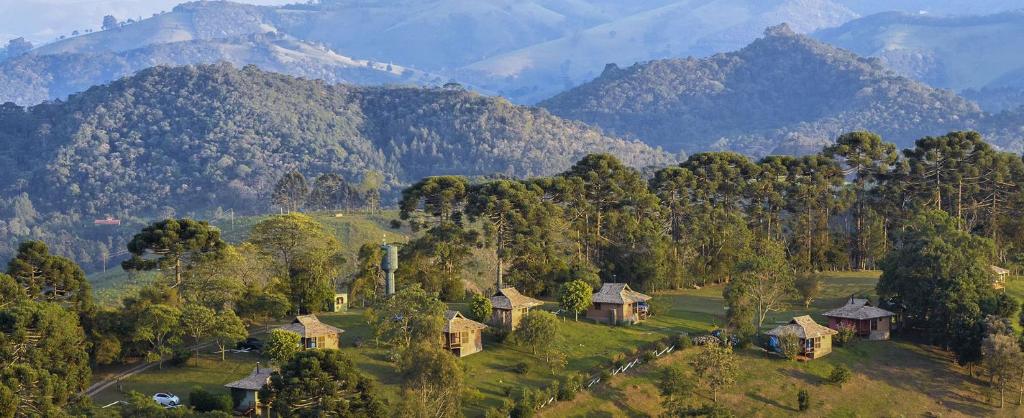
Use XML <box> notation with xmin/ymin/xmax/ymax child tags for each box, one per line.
<box><xmin>540</xmin><ymin>24</ymin><xmax>1000</xmax><ymax>156</ymax></box>
<box><xmin>0</xmin><ymin>0</ymin><xmax>864</xmax><ymax>104</ymax></box>
<box><xmin>814</xmin><ymin>10</ymin><xmax>1024</xmax><ymax>110</ymax></box>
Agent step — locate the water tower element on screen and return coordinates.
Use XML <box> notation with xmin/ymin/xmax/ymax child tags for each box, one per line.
<box><xmin>381</xmin><ymin>242</ymin><xmax>398</xmax><ymax>296</ymax></box>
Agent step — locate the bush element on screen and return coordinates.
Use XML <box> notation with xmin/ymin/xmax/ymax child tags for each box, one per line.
<box><xmin>778</xmin><ymin>333</ymin><xmax>801</xmax><ymax>361</ymax></box>
<box><xmin>513</xmin><ymin>361</ymin><xmax>531</xmax><ymax>375</ymax></box>
<box><xmin>168</xmin><ymin>348</ymin><xmax>192</xmax><ymax>367</ymax></box>
<box><xmin>642</xmin><ymin>351</ymin><xmax>656</xmax><ymax>362</ymax></box>
<box><xmin>389</xmin><ymin>219</ymin><xmax>402</xmax><ymax>229</ymax></box>
<box><xmin>189</xmin><ymin>388</ymin><xmax>232</xmax><ymax>412</ymax></box>
<box><xmin>834</xmin><ymin>323</ymin><xmax>857</xmax><ymax>347</ymax></box>
<box><xmin>676</xmin><ymin>332</ymin><xmax>692</xmax><ymax>349</ymax></box>
<box><xmin>797</xmin><ymin>389</ymin><xmax>810</xmax><ymax>411</ymax></box>
<box><xmin>512</xmin><ymin>387</ymin><xmax>543</xmax><ymax>418</ymax></box>
<box><xmin>599</xmin><ymin>369</ymin><xmax>611</xmax><ymax>380</ymax></box>
<box><xmin>827</xmin><ymin>365</ymin><xmax>852</xmax><ymax>386</ymax></box>
<box><xmin>558</xmin><ymin>373</ymin><xmax>584</xmax><ymax>401</ymax></box>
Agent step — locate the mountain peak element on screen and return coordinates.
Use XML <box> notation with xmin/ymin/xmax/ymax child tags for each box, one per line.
<box><xmin>764</xmin><ymin>23</ymin><xmax>797</xmax><ymax>38</ymax></box>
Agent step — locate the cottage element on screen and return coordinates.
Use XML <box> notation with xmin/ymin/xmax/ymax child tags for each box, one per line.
<box><xmin>278</xmin><ymin>315</ymin><xmax>344</xmax><ymax>350</ymax></box>
<box><xmin>586</xmin><ymin>283</ymin><xmax>651</xmax><ymax>325</ymax></box>
<box><xmin>489</xmin><ymin>287</ymin><xmax>543</xmax><ymax>330</ymax></box>
<box><xmin>328</xmin><ymin>292</ymin><xmax>349</xmax><ymax>312</ymax></box>
<box><xmin>224</xmin><ymin>364</ymin><xmax>274</xmax><ymax>415</ymax></box>
<box><xmin>442</xmin><ymin>310</ymin><xmax>487</xmax><ymax>357</ymax></box>
<box><xmin>766</xmin><ymin>315</ymin><xmax>838</xmax><ymax>360</ymax></box>
<box><xmin>991</xmin><ymin>265</ymin><xmax>1010</xmax><ymax>289</ymax></box>
<box><xmin>822</xmin><ymin>297</ymin><xmax>896</xmax><ymax>340</ymax></box>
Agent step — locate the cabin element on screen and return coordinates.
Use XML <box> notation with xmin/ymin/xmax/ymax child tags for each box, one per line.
<box><xmin>822</xmin><ymin>297</ymin><xmax>896</xmax><ymax>340</ymax></box>
<box><xmin>586</xmin><ymin>283</ymin><xmax>651</xmax><ymax>325</ymax></box>
<box><xmin>489</xmin><ymin>287</ymin><xmax>543</xmax><ymax>330</ymax></box>
<box><xmin>224</xmin><ymin>364</ymin><xmax>274</xmax><ymax>416</ymax></box>
<box><xmin>278</xmin><ymin>315</ymin><xmax>344</xmax><ymax>350</ymax></box>
<box><xmin>442</xmin><ymin>310</ymin><xmax>487</xmax><ymax>357</ymax></box>
<box><xmin>766</xmin><ymin>315</ymin><xmax>837</xmax><ymax>360</ymax></box>
<box><xmin>991</xmin><ymin>265</ymin><xmax>1010</xmax><ymax>289</ymax></box>
<box><xmin>93</xmin><ymin>216</ymin><xmax>121</xmax><ymax>225</ymax></box>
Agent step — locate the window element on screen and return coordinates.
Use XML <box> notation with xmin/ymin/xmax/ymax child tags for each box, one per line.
<box><xmin>813</xmin><ymin>338</ymin><xmax>821</xmax><ymax>350</ymax></box>
<box><xmin>871</xmin><ymin>319</ymin><xmax>878</xmax><ymax>330</ymax></box>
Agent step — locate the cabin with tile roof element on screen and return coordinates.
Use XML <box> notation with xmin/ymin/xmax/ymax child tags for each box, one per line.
<box><xmin>586</xmin><ymin>283</ymin><xmax>651</xmax><ymax>325</ymax></box>
<box><xmin>278</xmin><ymin>314</ymin><xmax>344</xmax><ymax>350</ymax></box>
<box><xmin>489</xmin><ymin>287</ymin><xmax>543</xmax><ymax>330</ymax></box>
<box><xmin>224</xmin><ymin>364</ymin><xmax>274</xmax><ymax>415</ymax></box>
<box><xmin>766</xmin><ymin>315</ymin><xmax>838</xmax><ymax>359</ymax></box>
<box><xmin>442</xmin><ymin>310</ymin><xmax>487</xmax><ymax>357</ymax></box>
<box><xmin>822</xmin><ymin>297</ymin><xmax>896</xmax><ymax>340</ymax></box>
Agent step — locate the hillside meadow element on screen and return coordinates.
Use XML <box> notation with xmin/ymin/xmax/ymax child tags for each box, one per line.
<box><xmin>88</xmin><ymin>270</ymin><xmax>1022</xmax><ymax>417</ymax></box>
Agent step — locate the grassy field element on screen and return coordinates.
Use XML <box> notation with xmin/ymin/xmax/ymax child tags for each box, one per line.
<box><xmin>92</xmin><ymin>270</ymin><xmax>1023</xmax><ymax>417</ymax></box>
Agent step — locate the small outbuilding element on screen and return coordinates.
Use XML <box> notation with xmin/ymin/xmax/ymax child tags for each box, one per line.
<box><xmin>224</xmin><ymin>364</ymin><xmax>274</xmax><ymax>415</ymax></box>
<box><xmin>442</xmin><ymin>310</ymin><xmax>487</xmax><ymax>357</ymax></box>
<box><xmin>278</xmin><ymin>315</ymin><xmax>344</xmax><ymax>350</ymax></box>
<box><xmin>766</xmin><ymin>315</ymin><xmax>837</xmax><ymax>360</ymax></box>
<box><xmin>586</xmin><ymin>283</ymin><xmax>651</xmax><ymax>325</ymax></box>
<box><xmin>991</xmin><ymin>265</ymin><xmax>1010</xmax><ymax>289</ymax></box>
<box><xmin>489</xmin><ymin>287</ymin><xmax>543</xmax><ymax>330</ymax></box>
<box><xmin>822</xmin><ymin>297</ymin><xmax>896</xmax><ymax>340</ymax></box>
<box><xmin>328</xmin><ymin>292</ymin><xmax>349</xmax><ymax>312</ymax></box>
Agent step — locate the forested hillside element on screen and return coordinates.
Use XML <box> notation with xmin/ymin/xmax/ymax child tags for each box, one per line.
<box><xmin>540</xmin><ymin>24</ymin><xmax>985</xmax><ymax>156</ymax></box>
<box><xmin>0</xmin><ymin>63</ymin><xmax>670</xmax><ymax>269</ymax></box>
<box><xmin>0</xmin><ymin>32</ymin><xmax>442</xmax><ymax>105</ymax></box>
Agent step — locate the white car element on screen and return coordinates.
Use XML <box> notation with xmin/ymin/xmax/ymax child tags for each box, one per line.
<box><xmin>152</xmin><ymin>393</ymin><xmax>180</xmax><ymax>407</ymax></box>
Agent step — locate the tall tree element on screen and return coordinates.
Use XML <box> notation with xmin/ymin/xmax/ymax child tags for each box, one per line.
<box><xmin>0</xmin><ymin>301</ymin><xmax>91</xmax><ymax>416</ymax></box>
<box><xmin>397</xmin><ymin>343</ymin><xmax>465</xmax><ymax>418</ymax></box>
<box><xmin>122</xmin><ymin>219</ymin><xmax>226</xmax><ymax>287</ymax></box>
<box><xmin>180</xmin><ymin>305</ymin><xmax>216</xmax><ymax>365</ymax></box>
<box><xmin>823</xmin><ymin>132</ymin><xmax>899</xmax><ymax>269</ymax></box>
<box><xmin>365</xmin><ymin>285</ymin><xmax>446</xmax><ymax>352</ymax></box>
<box><xmin>132</xmin><ymin>304</ymin><xmax>181</xmax><ymax>369</ymax></box>
<box><xmin>690</xmin><ymin>343</ymin><xmax>738</xmax><ymax>403</ymax></box>
<box><xmin>6</xmin><ymin>240</ymin><xmax>92</xmax><ymax>311</ymax></box>
<box><xmin>261</xmin><ymin>350</ymin><xmax>385</xmax><ymax>417</ymax></box>
<box><xmin>249</xmin><ymin>214</ymin><xmax>343</xmax><ymax>313</ymax></box>
<box><xmin>728</xmin><ymin>238</ymin><xmax>795</xmax><ymax>334</ymax></box>
<box><xmin>211</xmin><ymin>310</ymin><xmax>248</xmax><ymax>361</ymax></box>
<box><xmin>272</xmin><ymin>170</ymin><xmax>309</xmax><ymax>213</ymax></box>
<box><xmin>878</xmin><ymin>210</ymin><xmax>1005</xmax><ymax>363</ymax></box>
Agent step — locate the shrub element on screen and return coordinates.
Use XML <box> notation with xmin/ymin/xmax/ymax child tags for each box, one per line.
<box><xmin>642</xmin><ymin>351</ymin><xmax>656</xmax><ymax>362</ymax></box>
<box><xmin>558</xmin><ymin>373</ymin><xmax>584</xmax><ymax>401</ymax></box>
<box><xmin>168</xmin><ymin>348</ymin><xmax>192</xmax><ymax>367</ymax></box>
<box><xmin>834</xmin><ymin>323</ymin><xmax>857</xmax><ymax>347</ymax></box>
<box><xmin>389</xmin><ymin>219</ymin><xmax>402</xmax><ymax>229</ymax></box>
<box><xmin>513</xmin><ymin>361</ymin><xmax>531</xmax><ymax>375</ymax></box>
<box><xmin>778</xmin><ymin>333</ymin><xmax>801</xmax><ymax>361</ymax></box>
<box><xmin>676</xmin><ymin>332</ymin><xmax>693</xmax><ymax>349</ymax></box>
<box><xmin>797</xmin><ymin>389</ymin><xmax>810</xmax><ymax>411</ymax></box>
<box><xmin>468</xmin><ymin>294</ymin><xmax>493</xmax><ymax>322</ymax></box>
<box><xmin>512</xmin><ymin>387</ymin><xmax>543</xmax><ymax>418</ymax></box>
<box><xmin>827</xmin><ymin>365</ymin><xmax>852</xmax><ymax>386</ymax></box>
<box><xmin>599</xmin><ymin>369</ymin><xmax>611</xmax><ymax>380</ymax></box>
<box><xmin>188</xmin><ymin>388</ymin><xmax>232</xmax><ymax>412</ymax></box>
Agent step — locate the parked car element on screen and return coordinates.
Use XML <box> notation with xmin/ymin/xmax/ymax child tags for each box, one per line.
<box><xmin>236</xmin><ymin>337</ymin><xmax>264</xmax><ymax>351</ymax></box>
<box><xmin>152</xmin><ymin>393</ymin><xmax>180</xmax><ymax>407</ymax></box>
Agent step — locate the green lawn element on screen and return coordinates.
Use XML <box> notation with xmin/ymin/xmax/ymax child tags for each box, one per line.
<box><xmin>90</xmin><ymin>352</ymin><xmax>263</xmax><ymax>407</ymax></box>
<box><xmin>89</xmin><ymin>270</ymin><xmax>1019</xmax><ymax>417</ymax></box>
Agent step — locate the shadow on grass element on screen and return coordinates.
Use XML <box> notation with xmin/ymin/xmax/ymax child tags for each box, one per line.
<box><xmin>747</xmin><ymin>391</ymin><xmax>797</xmax><ymax>413</ymax></box>
<box><xmin>595</xmin><ymin>384</ymin><xmax>654</xmax><ymax>418</ymax></box>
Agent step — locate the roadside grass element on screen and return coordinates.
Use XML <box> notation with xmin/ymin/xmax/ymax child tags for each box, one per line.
<box><xmin>90</xmin><ymin>270</ymin><xmax>1018</xmax><ymax>416</ymax></box>
<box><xmin>90</xmin><ymin>352</ymin><xmax>262</xmax><ymax>408</ymax></box>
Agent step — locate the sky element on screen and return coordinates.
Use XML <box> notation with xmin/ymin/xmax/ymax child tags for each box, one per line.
<box><xmin>0</xmin><ymin>0</ymin><xmax>296</xmax><ymax>44</ymax></box>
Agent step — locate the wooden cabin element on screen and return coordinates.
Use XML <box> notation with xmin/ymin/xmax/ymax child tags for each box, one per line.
<box><xmin>766</xmin><ymin>316</ymin><xmax>837</xmax><ymax>360</ymax></box>
<box><xmin>822</xmin><ymin>297</ymin><xmax>896</xmax><ymax>340</ymax></box>
<box><xmin>442</xmin><ymin>310</ymin><xmax>487</xmax><ymax>357</ymax></box>
<box><xmin>586</xmin><ymin>283</ymin><xmax>651</xmax><ymax>325</ymax></box>
<box><xmin>224</xmin><ymin>364</ymin><xmax>274</xmax><ymax>416</ymax></box>
<box><xmin>489</xmin><ymin>287</ymin><xmax>543</xmax><ymax>330</ymax></box>
<box><xmin>278</xmin><ymin>315</ymin><xmax>344</xmax><ymax>350</ymax></box>
<box><xmin>328</xmin><ymin>292</ymin><xmax>349</xmax><ymax>312</ymax></box>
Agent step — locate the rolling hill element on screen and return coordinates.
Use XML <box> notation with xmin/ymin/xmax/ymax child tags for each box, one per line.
<box><xmin>0</xmin><ymin>63</ymin><xmax>670</xmax><ymax>270</ymax></box>
<box><xmin>539</xmin><ymin>24</ymin><xmax>986</xmax><ymax>156</ymax></box>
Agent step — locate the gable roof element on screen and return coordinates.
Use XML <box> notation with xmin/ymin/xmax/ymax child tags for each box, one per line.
<box><xmin>490</xmin><ymin>287</ymin><xmax>543</xmax><ymax>310</ymax></box>
<box><xmin>766</xmin><ymin>315</ymin><xmax>837</xmax><ymax>339</ymax></box>
<box><xmin>278</xmin><ymin>314</ymin><xmax>344</xmax><ymax>338</ymax></box>
<box><xmin>592</xmin><ymin>283</ymin><xmax>651</xmax><ymax>305</ymax></box>
<box><xmin>822</xmin><ymin>298</ymin><xmax>895</xmax><ymax>320</ymax></box>
<box><xmin>224</xmin><ymin>366</ymin><xmax>275</xmax><ymax>391</ymax></box>
<box><xmin>443</xmin><ymin>310</ymin><xmax>488</xmax><ymax>333</ymax></box>
<box><xmin>991</xmin><ymin>265</ymin><xmax>1010</xmax><ymax>276</ymax></box>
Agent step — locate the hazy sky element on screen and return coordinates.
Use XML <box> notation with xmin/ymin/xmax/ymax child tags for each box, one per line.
<box><xmin>0</xmin><ymin>0</ymin><xmax>296</xmax><ymax>44</ymax></box>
